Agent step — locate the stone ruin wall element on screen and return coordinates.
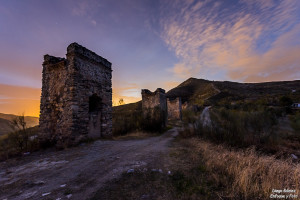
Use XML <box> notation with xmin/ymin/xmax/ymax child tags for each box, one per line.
<box><xmin>141</xmin><ymin>88</ymin><xmax>184</xmax><ymax>124</ymax></box>
<box><xmin>141</xmin><ymin>88</ymin><xmax>167</xmax><ymax>125</ymax></box>
<box><xmin>167</xmin><ymin>97</ymin><xmax>182</xmax><ymax>120</ymax></box>
<box><xmin>39</xmin><ymin>43</ymin><xmax>112</xmax><ymax>146</ymax></box>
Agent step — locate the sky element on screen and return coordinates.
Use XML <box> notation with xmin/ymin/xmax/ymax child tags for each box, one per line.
<box><xmin>0</xmin><ymin>0</ymin><xmax>300</xmax><ymax>117</ymax></box>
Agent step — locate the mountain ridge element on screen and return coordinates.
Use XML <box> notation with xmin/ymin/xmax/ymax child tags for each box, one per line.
<box><xmin>166</xmin><ymin>77</ymin><xmax>300</xmax><ymax>105</ymax></box>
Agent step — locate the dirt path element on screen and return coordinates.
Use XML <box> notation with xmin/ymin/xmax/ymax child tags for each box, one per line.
<box><xmin>0</xmin><ymin>128</ymin><xmax>178</xmax><ymax>200</ymax></box>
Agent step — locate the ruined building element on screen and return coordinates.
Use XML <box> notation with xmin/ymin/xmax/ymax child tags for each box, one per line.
<box><xmin>141</xmin><ymin>88</ymin><xmax>167</xmax><ymax>126</ymax></box>
<box><xmin>39</xmin><ymin>43</ymin><xmax>112</xmax><ymax>146</ymax></box>
<box><xmin>167</xmin><ymin>97</ymin><xmax>182</xmax><ymax>120</ymax></box>
<box><xmin>141</xmin><ymin>87</ymin><xmax>183</xmax><ymax>125</ymax></box>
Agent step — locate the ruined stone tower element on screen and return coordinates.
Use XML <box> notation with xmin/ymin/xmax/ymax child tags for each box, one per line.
<box><xmin>39</xmin><ymin>43</ymin><xmax>112</xmax><ymax>146</ymax></box>
<box><xmin>141</xmin><ymin>88</ymin><xmax>167</xmax><ymax>127</ymax></box>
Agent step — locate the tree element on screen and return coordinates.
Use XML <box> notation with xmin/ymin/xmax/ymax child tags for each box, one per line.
<box><xmin>9</xmin><ymin>113</ymin><xmax>29</xmax><ymax>151</ymax></box>
<box><xmin>118</xmin><ymin>98</ymin><xmax>125</xmax><ymax>105</ymax></box>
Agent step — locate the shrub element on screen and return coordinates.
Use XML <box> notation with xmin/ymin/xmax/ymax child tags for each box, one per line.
<box><xmin>182</xmin><ymin>109</ymin><xmax>197</xmax><ymax>124</ymax></box>
<box><xmin>113</xmin><ymin>103</ymin><xmax>167</xmax><ymax>136</ymax></box>
<box><xmin>9</xmin><ymin>114</ymin><xmax>30</xmax><ymax>151</ymax></box>
<box><xmin>182</xmin><ymin>107</ymin><xmax>279</xmax><ymax>149</ymax></box>
<box><xmin>290</xmin><ymin>112</ymin><xmax>300</xmax><ymax>133</ymax></box>
<box><xmin>112</xmin><ymin>108</ymin><xmax>143</xmax><ymax>136</ymax></box>
<box><xmin>279</xmin><ymin>96</ymin><xmax>293</xmax><ymax>106</ymax></box>
<box><xmin>0</xmin><ymin>125</ymin><xmax>40</xmax><ymax>161</ymax></box>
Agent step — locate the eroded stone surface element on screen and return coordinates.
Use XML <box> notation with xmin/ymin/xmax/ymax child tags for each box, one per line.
<box><xmin>141</xmin><ymin>88</ymin><xmax>167</xmax><ymax>126</ymax></box>
<box><xmin>167</xmin><ymin>97</ymin><xmax>182</xmax><ymax>120</ymax></box>
<box><xmin>39</xmin><ymin>43</ymin><xmax>112</xmax><ymax>146</ymax></box>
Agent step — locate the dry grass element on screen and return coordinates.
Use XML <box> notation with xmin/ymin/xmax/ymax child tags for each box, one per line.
<box><xmin>183</xmin><ymin>138</ymin><xmax>300</xmax><ymax>199</ymax></box>
<box><xmin>90</xmin><ymin>135</ymin><xmax>300</xmax><ymax>199</ymax></box>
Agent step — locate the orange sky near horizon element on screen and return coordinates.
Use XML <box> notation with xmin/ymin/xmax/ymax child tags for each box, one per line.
<box><xmin>0</xmin><ymin>84</ymin><xmax>41</xmax><ymax>117</ymax></box>
<box><xmin>0</xmin><ymin>83</ymin><xmax>142</xmax><ymax>117</ymax></box>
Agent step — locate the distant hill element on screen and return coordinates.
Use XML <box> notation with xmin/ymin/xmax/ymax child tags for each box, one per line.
<box><xmin>0</xmin><ymin>113</ymin><xmax>39</xmax><ymax>136</ymax></box>
<box><xmin>166</xmin><ymin>78</ymin><xmax>219</xmax><ymax>103</ymax></box>
<box><xmin>166</xmin><ymin>78</ymin><xmax>300</xmax><ymax>105</ymax></box>
<box><xmin>115</xmin><ymin>78</ymin><xmax>299</xmax><ymax>109</ymax></box>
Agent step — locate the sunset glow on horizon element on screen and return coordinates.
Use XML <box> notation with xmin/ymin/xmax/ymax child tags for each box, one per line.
<box><xmin>0</xmin><ymin>0</ymin><xmax>300</xmax><ymax>117</ymax></box>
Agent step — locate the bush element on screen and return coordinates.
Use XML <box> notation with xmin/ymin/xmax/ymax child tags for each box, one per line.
<box><xmin>113</xmin><ymin>103</ymin><xmax>167</xmax><ymax>136</ymax></box>
<box><xmin>182</xmin><ymin>109</ymin><xmax>197</xmax><ymax>124</ymax></box>
<box><xmin>0</xmin><ymin>125</ymin><xmax>40</xmax><ymax>161</ymax></box>
<box><xmin>182</xmin><ymin>107</ymin><xmax>279</xmax><ymax>149</ymax></box>
<box><xmin>290</xmin><ymin>112</ymin><xmax>300</xmax><ymax>132</ymax></box>
<box><xmin>112</xmin><ymin>108</ymin><xmax>143</xmax><ymax>136</ymax></box>
<box><xmin>279</xmin><ymin>96</ymin><xmax>293</xmax><ymax>106</ymax></box>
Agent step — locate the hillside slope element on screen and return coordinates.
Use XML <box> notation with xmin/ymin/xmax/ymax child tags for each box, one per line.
<box><xmin>166</xmin><ymin>78</ymin><xmax>300</xmax><ymax>106</ymax></box>
<box><xmin>0</xmin><ymin>113</ymin><xmax>39</xmax><ymax>135</ymax></box>
<box><xmin>166</xmin><ymin>78</ymin><xmax>219</xmax><ymax>104</ymax></box>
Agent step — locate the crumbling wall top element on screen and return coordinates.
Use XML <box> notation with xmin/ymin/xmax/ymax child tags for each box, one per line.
<box><xmin>167</xmin><ymin>97</ymin><xmax>181</xmax><ymax>102</ymax></box>
<box><xmin>155</xmin><ymin>88</ymin><xmax>165</xmax><ymax>94</ymax></box>
<box><xmin>141</xmin><ymin>89</ymin><xmax>152</xmax><ymax>95</ymax></box>
<box><xmin>141</xmin><ymin>88</ymin><xmax>165</xmax><ymax>96</ymax></box>
<box><xmin>43</xmin><ymin>55</ymin><xmax>65</xmax><ymax>65</ymax></box>
<box><xmin>67</xmin><ymin>42</ymin><xmax>112</xmax><ymax>69</ymax></box>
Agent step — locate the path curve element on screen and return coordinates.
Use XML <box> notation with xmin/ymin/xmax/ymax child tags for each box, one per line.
<box><xmin>0</xmin><ymin>128</ymin><xmax>178</xmax><ymax>200</ymax></box>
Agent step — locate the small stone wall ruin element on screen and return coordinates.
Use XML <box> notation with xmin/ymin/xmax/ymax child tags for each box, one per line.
<box><xmin>141</xmin><ymin>88</ymin><xmax>167</xmax><ymax>126</ymax></box>
<box><xmin>141</xmin><ymin>88</ymin><xmax>183</xmax><ymax>125</ymax></box>
<box><xmin>39</xmin><ymin>43</ymin><xmax>112</xmax><ymax>146</ymax></box>
<box><xmin>167</xmin><ymin>97</ymin><xmax>182</xmax><ymax>120</ymax></box>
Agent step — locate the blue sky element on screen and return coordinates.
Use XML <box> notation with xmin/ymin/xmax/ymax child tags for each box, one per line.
<box><xmin>0</xmin><ymin>0</ymin><xmax>300</xmax><ymax>115</ymax></box>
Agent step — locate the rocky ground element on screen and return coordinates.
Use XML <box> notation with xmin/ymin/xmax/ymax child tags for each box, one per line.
<box><xmin>0</xmin><ymin>128</ymin><xmax>178</xmax><ymax>200</ymax></box>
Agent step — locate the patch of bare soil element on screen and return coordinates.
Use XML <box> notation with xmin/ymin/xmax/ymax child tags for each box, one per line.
<box><xmin>90</xmin><ymin>138</ymin><xmax>219</xmax><ymax>200</ymax></box>
<box><xmin>0</xmin><ymin>128</ymin><xmax>178</xmax><ymax>200</ymax></box>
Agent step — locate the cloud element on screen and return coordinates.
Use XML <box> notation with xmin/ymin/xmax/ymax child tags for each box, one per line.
<box><xmin>91</xmin><ymin>19</ymin><xmax>97</xmax><ymax>26</ymax></box>
<box><xmin>0</xmin><ymin>84</ymin><xmax>40</xmax><ymax>99</ymax></box>
<box><xmin>160</xmin><ymin>0</ymin><xmax>300</xmax><ymax>82</ymax></box>
<box><xmin>70</xmin><ymin>0</ymin><xmax>101</xmax><ymax>27</ymax></box>
<box><xmin>71</xmin><ymin>0</ymin><xmax>99</xmax><ymax>16</ymax></box>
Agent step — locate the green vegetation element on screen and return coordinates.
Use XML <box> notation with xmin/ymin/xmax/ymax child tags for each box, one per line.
<box><xmin>290</xmin><ymin>111</ymin><xmax>300</xmax><ymax>132</ymax></box>
<box><xmin>112</xmin><ymin>102</ymin><xmax>167</xmax><ymax>136</ymax></box>
<box><xmin>208</xmin><ymin>107</ymin><xmax>278</xmax><ymax>147</ymax></box>
<box><xmin>279</xmin><ymin>95</ymin><xmax>293</xmax><ymax>106</ymax></box>
<box><xmin>179</xmin><ymin>101</ymin><xmax>300</xmax><ymax>157</ymax></box>
<box><xmin>112</xmin><ymin>102</ymin><xmax>143</xmax><ymax>136</ymax></box>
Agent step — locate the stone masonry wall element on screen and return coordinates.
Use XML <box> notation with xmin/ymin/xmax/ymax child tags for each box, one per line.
<box><xmin>141</xmin><ymin>88</ymin><xmax>167</xmax><ymax>126</ymax></box>
<box><xmin>39</xmin><ymin>43</ymin><xmax>112</xmax><ymax>147</ymax></box>
<box><xmin>167</xmin><ymin>97</ymin><xmax>182</xmax><ymax>120</ymax></box>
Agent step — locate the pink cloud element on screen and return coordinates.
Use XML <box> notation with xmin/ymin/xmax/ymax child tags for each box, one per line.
<box><xmin>160</xmin><ymin>0</ymin><xmax>300</xmax><ymax>82</ymax></box>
